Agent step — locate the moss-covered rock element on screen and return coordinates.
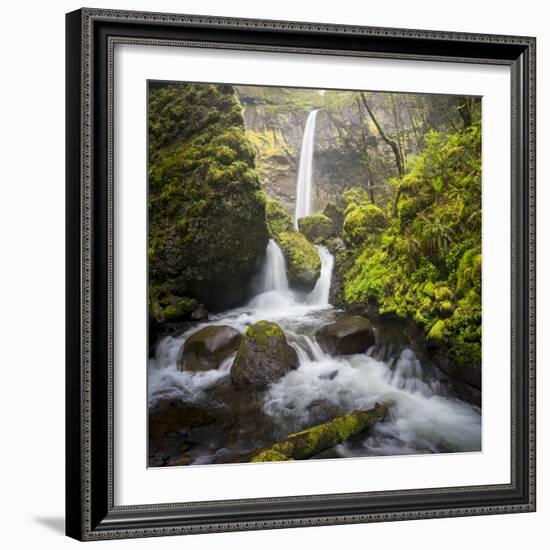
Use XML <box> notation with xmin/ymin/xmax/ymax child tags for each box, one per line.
<box><xmin>342</xmin><ymin>204</ymin><xmax>387</xmax><ymax>245</ymax></box>
<box><xmin>163</xmin><ymin>296</ymin><xmax>199</xmax><ymax>322</ymax></box>
<box><xmin>298</xmin><ymin>213</ymin><xmax>336</xmax><ymax>243</ymax></box>
<box><xmin>423</xmin><ymin>281</ymin><xmax>436</xmax><ymax>298</ymax></box>
<box><xmin>148</xmin><ymin>82</ymin><xmax>269</xmax><ymax>313</ymax></box>
<box><xmin>315</xmin><ymin>316</ymin><xmax>375</xmax><ymax>355</ymax></box>
<box><xmin>277</xmin><ymin>231</ymin><xmax>321</xmax><ymax>292</ymax></box>
<box><xmin>434</xmin><ymin>286</ymin><xmax>453</xmax><ymax>302</ymax></box>
<box><xmin>179</xmin><ymin>325</ymin><xmax>242</xmax><ymax>371</ymax></box>
<box><xmin>231</xmin><ymin>321</ymin><xmax>299</xmax><ymax>389</ymax></box>
<box><xmin>427</xmin><ymin>319</ymin><xmax>447</xmax><ymax>344</ymax></box>
<box><xmin>265</xmin><ymin>198</ymin><xmax>293</xmax><ymax>238</ymax></box>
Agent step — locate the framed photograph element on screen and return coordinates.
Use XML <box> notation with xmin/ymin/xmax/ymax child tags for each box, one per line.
<box><xmin>66</xmin><ymin>8</ymin><xmax>536</xmax><ymax>541</ymax></box>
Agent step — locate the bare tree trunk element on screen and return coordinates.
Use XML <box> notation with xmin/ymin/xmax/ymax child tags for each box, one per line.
<box><xmin>355</xmin><ymin>95</ymin><xmax>376</xmax><ymax>202</ymax></box>
<box><xmin>456</xmin><ymin>96</ymin><xmax>473</xmax><ymax>128</ymax></box>
<box><xmin>436</xmin><ymin>97</ymin><xmax>459</xmax><ymax>132</ymax></box>
<box><xmin>360</xmin><ymin>93</ymin><xmax>404</xmax><ymax>178</ymax></box>
<box><xmin>389</xmin><ymin>93</ymin><xmax>406</xmax><ymax>165</ymax></box>
<box><xmin>405</xmin><ymin>96</ymin><xmax>423</xmax><ymax>152</ymax></box>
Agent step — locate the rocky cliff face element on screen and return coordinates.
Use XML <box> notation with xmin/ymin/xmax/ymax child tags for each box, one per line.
<box><xmin>148</xmin><ymin>82</ymin><xmax>270</xmax><ymax>323</ymax></box>
<box><xmin>236</xmin><ymin>87</ymin><xmax>369</xmax><ymax>216</ymax></box>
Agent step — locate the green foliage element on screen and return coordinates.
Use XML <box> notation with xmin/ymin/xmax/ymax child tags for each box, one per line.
<box><xmin>339</xmin><ymin>123</ymin><xmax>482</xmax><ymax>366</ymax></box>
<box><xmin>345</xmin><ymin>249</ymin><xmax>391</xmax><ymax>304</ymax></box>
<box><xmin>148</xmin><ymin>82</ymin><xmax>269</xmax><ymax>312</ymax></box>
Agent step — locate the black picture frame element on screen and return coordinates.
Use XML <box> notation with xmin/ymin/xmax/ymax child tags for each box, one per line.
<box><xmin>66</xmin><ymin>7</ymin><xmax>536</xmax><ymax>541</ymax></box>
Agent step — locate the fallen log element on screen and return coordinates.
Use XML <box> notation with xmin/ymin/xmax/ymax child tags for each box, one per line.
<box><xmin>250</xmin><ymin>402</ymin><xmax>389</xmax><ymax>462</ymax></box>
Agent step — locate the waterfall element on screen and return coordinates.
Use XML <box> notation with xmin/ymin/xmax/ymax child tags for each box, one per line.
<box><xmin>249</xmin><ymin>239</ymin><xmax>295</xmax><ymax>311</ymax></box>
<box><xmin>257</xmin><ymin>239</ymin><xmax>290</xmax><ymax>294</ymax></box>
<box><xmin>307</xmin><ymin>246</ymin><xmax>334</xmax><ymax>306</ymax></box>
<box><xmin>294</xmin><ymin>110</ymin><xmax>319</xmax><ymax>227</ymax></box>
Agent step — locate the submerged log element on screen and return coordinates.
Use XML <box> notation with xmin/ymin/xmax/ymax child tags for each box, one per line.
<box><xmin>250</xmin><ymin>403</ymin><xmax>388</xmax><ymax>462</ymax></box>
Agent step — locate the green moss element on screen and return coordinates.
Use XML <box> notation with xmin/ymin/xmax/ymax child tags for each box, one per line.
<box><xmin>423</xmin><ymin>281</ymin><xmax>436</xmax><ymax>298</ymax></box>
<box><xmin>434</xmin><ymin>286</ymin><xmax>453</xmax><ymax>302</ymax></box>
<box><xmin>163</xmin><ymin>296</ymin><xmax>199</xmax><ymax>321</ymax></box>
<box><xmin>245</xmin><ymin>320</ymin><xmax>284</xmax><ymax>348</ymax></box>
<box><xmin>265</xmin><ymin>198</ymin><xmax>293</xmax><ymax>238</ymax></box>
<box><xmin>344</xmin><ymin>248</ymin><xmax>391</xmax><ymax>305</ymax></box>
<box><xmin>438</xmin><ymin>300</ymin><xmax>454</xmax><ymax>317</ymax></box>
<box><xmin>298</xmin><ymin>213</ymin><xmax>335</xmax><ymax>243</ymax></box>
<box><xmin>148</xmin><ymin>82</ymin><xmax>269</xmax><ymax>313</ymax></box>
<box><xmin>427</xmin><ymin>319</ymin><xmax>447</xmax><ymax>343</ymax></box>
<box><xmin>277</xmin><ymin>231</ymin><xmax>321</xmax><ymax>291</ymax></box>
<box><xmin>336</xmin><ymin>123</ymin><xmax>481</xmax><ymax>366</ymax></box>
<box><xmin>251</xmin><ymin>450</ymin><xmax>293</xmax><ymax>462</ymax></box>
<box><xmin>398</xmin><ymin>197</ymin><xmax>422</xmax><ymax>226</ymax></box>
<box><xmin>249</xmin><ymin>404</ymin><xmax>388</xmax><ymax>461</ymax></box>
<box><xmin>342</xmin><ymin>204</ymin><xmax>386</xmax><ymax>245</ymax></box>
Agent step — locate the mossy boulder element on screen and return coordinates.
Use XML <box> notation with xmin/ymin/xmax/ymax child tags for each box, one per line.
<box><xmin>231</xmin><ymin>321</ymin><xmax>299</xmax><ymax>389</ymax></box>
<box><xmin>342</xmin><ymin>204</ymin><xmax>387</xmax><ymax>245</ymax></box>
<box><xmin>163</xmin><ymin>296</ymin><xmax>199</xmax><ymax>322</ymax></box>
<box><xmin>149</xmin><ymin>289</ymin><xmax>208</xmax><ymax>325</ymax></box>
<box><xmin>179</xmin><ymin>325</ymin><xmax>242</xmax><ymax>371</ymax></box>
<box><xmin>265</xmin><ymin>198</ymin><xmax>293</xmax><ymax>238</ymax></box>
<box><xmin>423</xmin><ymin>281</ymin><xmax>436</xmax><ymax>298</ymax></box>
<box><xmin>434</xmin><ymin>286</ymin><xmax>453</xmax><ymax>302</ymax></box>
<box><xmin>277</xmin><ymin>231</ymin><xmax>321</xmax><ymax>292</ymax></box>
<box><xmin>315</xmin><ymin>316</ymin><xmax>375</xmax><ymax>356</ymax></box>
<box><xmin>148</xmin><ymin>82</ymin><xmax>269</xmax><ymax>312</ymax></box>
<box><xmin>298</xmin><ymin>213</ymin><xmax>336</xmax><ymax>243</ymax></box>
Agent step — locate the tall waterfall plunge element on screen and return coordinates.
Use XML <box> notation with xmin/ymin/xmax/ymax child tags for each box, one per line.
<box><xmin>294</xmin><ymin>110</ymin><xmax>319</xmax><ymax>227</ymax></box>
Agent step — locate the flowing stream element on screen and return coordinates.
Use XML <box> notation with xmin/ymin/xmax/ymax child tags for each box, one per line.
<box><xmin>148</xmin><ymin>109</ymin><xmax>481</xmax><ymax>466</ymax></box>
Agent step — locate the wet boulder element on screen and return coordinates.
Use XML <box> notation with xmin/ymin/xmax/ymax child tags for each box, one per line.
<box><xmin>149</xmin><ymin>400</ymin><xmax>216</xmax><ymax>440</ymax></box>
<box><xmin>315</xmin><ymin>316</ymin><xmax>375</xmax><ymax>355</ymax></box>
<box><xmin>179</xmin><ymin>325</ymin><xmax>242</xmax><ymax>371</ymax></box>
<box><xmin>231</xmin><ymin>321</ymin><xmax>299</xmax><ymax>390</ymax></box>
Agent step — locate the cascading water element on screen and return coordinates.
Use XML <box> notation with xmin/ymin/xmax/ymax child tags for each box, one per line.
<box><xmin>294</xmin><ymin>110</ymin><xmax>319</xmax><ymax>227</ymax></box>
<box><xmin>307</xmin><ymin>246</ymin><xmax>334</xmax><ymax>307</ymax></box>
<box><xmin>148</xmin><ymin>103</ymin><xmax>481</xmax><ymax>467</ymax></box>
<box><xmin>257</xmin><ymin>239</ymin><xmax>290</xmax><ymax>294</ymax></box>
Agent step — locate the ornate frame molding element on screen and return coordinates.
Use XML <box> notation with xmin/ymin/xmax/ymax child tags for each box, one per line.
<box><xmin>66</xmin><ymin>8</ymin><xmax>536</xmax><ymax>541</ymax></box>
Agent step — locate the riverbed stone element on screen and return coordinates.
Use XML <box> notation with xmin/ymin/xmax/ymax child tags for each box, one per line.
<box><xmin>315</xmin><ymin>315</ymin><xmax>375</xmax><ymax>355</ymax></box>
<box><xmin>179</xmin><ymin>325</ymin><xmax>242</xmax><ymax>371</ymax></box>
<box><xmin>231</xmin><ymin>321</ymin><xmax>299</xmax><ymax>389</ymax></box>
<box><xmin>149</xmin><ymin>400</ymin><xmax>217</xmax><ymax>440</ymax></box>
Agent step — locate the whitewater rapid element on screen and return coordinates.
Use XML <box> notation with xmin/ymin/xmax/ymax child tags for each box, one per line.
<box><xmin>149</xmin><ymin>240</ymin><xmax>481</xmax><ymax>463</ymax></box>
